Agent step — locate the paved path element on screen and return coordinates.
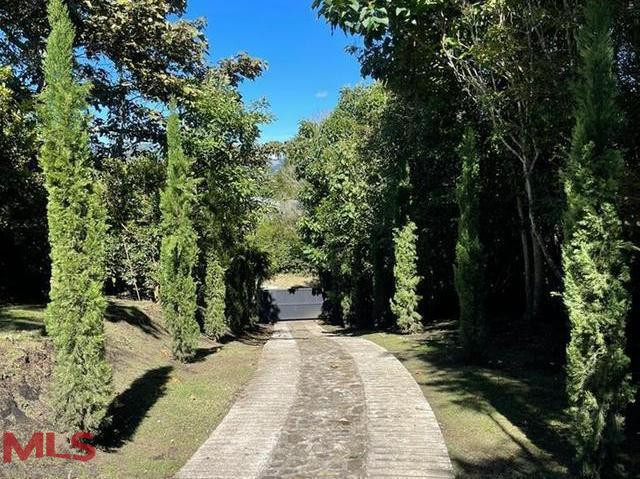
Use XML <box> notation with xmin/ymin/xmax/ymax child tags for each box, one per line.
<box><xmin>176</xmin><ymin>321</ymin><xmax>453</xmax><ymax>479</ymax></box>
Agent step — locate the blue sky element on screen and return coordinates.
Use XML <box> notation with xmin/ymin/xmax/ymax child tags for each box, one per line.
<box><xmin>186</xmin><ymin>0</ymin><xmax>366</xmax><ymax>143</ymax></box>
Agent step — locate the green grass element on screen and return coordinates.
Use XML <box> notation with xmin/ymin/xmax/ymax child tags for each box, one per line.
<box><xmin>362</xmin><ymin>320</ymin><xmax>572</xmax><ymax>479</ymax></box>
<box><xmin>361</xmin><ymin>319</ymin><xmax>640</xmax><ymax>478</ymax></box>
<box><xmin>96</xmin><ymin>338</ymin><xmax>263</xmax><ymax>478</ymax></box>
<box><xmin>0</xmin><ymin>304</ymin><xmax>46</xmax><ymax>335</ymax></box>
<box><xmin>0</xmin><ymin>300</ymin><xmax>267</xmax><ymax>479</ymax></box>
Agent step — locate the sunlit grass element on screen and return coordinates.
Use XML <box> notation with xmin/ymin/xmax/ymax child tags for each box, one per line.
<box><xmin>0</xmin><ymin>304</ymin><xmax>46</xmax><ymax>335</ymax></box>
<box><xmin>362</xmin><ymin>323</ymin><xmax>572</xmax><ymax>478</ymax></box>
<box><xmin>0</xmin><ymin>300</ymin><xmax>266</xmax><ymax>479</ymax></box>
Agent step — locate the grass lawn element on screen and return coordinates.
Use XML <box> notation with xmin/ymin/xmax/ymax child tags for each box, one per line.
<box><xmin>359</xmin><ymin>319</ymin><xmax>640</xmax><ymax>479</ymax></box>
<box><xmin>0</xmin><ymin>300</ymin><xmax>268</xmax><ymax>479</ymax></box>
<box><xmin>262</xmin><ymin>273</ymin><xmax>317</xmax><ymax>289</ymax></box>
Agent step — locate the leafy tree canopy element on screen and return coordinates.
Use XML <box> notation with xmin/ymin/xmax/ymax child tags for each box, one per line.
<box><xmin>0</xmin><ymin>0</ymin><xmax>207</xmax><ymax>156</ymax></box>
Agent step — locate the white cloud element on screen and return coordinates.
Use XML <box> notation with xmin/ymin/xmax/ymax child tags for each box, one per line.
<box><xmin>315</xmin><ymin>90</ymin><xmax>328</xmax><ymax>99</ymax></box>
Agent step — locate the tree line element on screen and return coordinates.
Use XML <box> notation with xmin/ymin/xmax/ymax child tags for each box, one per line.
<box><xmin>2</xmin><ymin>0</ymin><xmax>272</xmax><ymax>434</ymax></box>
<box><xmin>288</xmin><ymin>1</ymin><xmax>638</xmax><ymax>477</ymax></box>
<box><xmin>2</xmin><ymin>0</ymin><xmax>639</xmax><ymax>476</ymax></box>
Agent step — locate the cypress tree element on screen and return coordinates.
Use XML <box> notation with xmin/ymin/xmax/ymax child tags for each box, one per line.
<box><xmin>203</xmin><ymin>250</ymin><xmax>228</xmax><ymax>340</ymax></box>
<box><xmin>563</xmin><ymin>1</ymin><xmax>635</xmax><ymax>476</ymax></box>
<box><xmin>454</xmin><ymin>127</ymin><xmax>486</xmax><ymax>361</ymax></box>
<box><xmin>159</xmin><ymin>104</ymin><xmax>200</xmax><ymax>362</ymax></box>
<box><xmin>39</xmin><ymin>0</ymin><xmax>112</xmax><ymax>432</ymax></box>
<box><xmin>390</xmin><ymin>220</ymin><xmax>423</xmax><ymax>334</ymax></box>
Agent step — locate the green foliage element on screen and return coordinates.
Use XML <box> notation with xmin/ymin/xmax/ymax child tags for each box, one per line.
<box><xmin>562</xmin><ymin>1</ymin><xmax>635</xmax><ymax>476</ymax></box>
<box><xmin>314</xmin><ymin>0</ymin><xmax>466</xmax><ymax>321</ymax></box>
<box><xmin>254</xmin><ymin>211</ymin><xmax>307</xmax><ymax>274</ymax></box>
<box><xmin>454</xmin><ymin>127</ymin><xmax>486</xmax><ymax>360</ymax></box>
<box><xmin>184</xmin><ymin>71</ymin><xmax>268</xmax><ymax>258</ymax></box>
<box><xmin>103</xmin><ymin>155</ymin><xmax>165</xmax><ymax>299</ymax></box>
<box><xmin>225</xmin><ymin>245</ymin><xmax>270</xmax><ymax>335</ymax></box>
<box><xmin>217</xmin><ymin>53</ymin><xmax>268</xmax><ymax>87</ymax></box>
<box><xmin>564</xmin><ymin>208</ymin><xmax>633</xmax><ymax>477</ymax></box>
<box><xmin>159</xmin><ymin>105</ymin><xmax>200</xmax><ymax>362</ymax></box>
<box><xmin>0</xmin><ymin>67</ymin><xmax>48</xmax><ymax>302</ymax></box>
<box><xmin>0</xmin><ymin>0</ymin><xmax>207</xmax><ymax>157</ymax></box>
<box><xmin>313</xmin><ymin>0</ymin><xmax>458</xmax><ymax>99</ymax></box>
<box><xmin>292</xmin><ymin>82</ymin><xmax>455</xmax><ymax>328</ymax></box>
<box><xmin>443</xmin><ymin>0</ymin><xmax>573</xmax><ymax>320</ymax></box>
<box><xmin>269</xmin><ymin>154</ymin><xmax>301</xmax><ymax>202</ymax></box>
<box><xmin>312</xmin><ymin>0</ymin><xmax>392</xmax><ymax>35</ymax></box>
<box><xmin>183</xmin><ymin>69</ymin><xmax>270</xmax><ymax>334</ymax></box>
<box><xmin>390</xmin><ymin>220</ymin><xmax>423</xmax><ymax>334</ymax></box>
<box><xmin>310</xmin><ymin>0</ymin><xmax>639</xmax><ymax>465</ymax></box>
<box><xmin>291</xmin><ymin>84</ymin><xmax>392</xmax><ymax>327</ymax></box>
<box><xmin>1</xmin><ymin>0</ymin><xmax>209</xmax><ymax>303</ymax></box>
<box><xmin>38</xmin><ymin>0</ymin><xmax>111</xmax><ymax>432</ymax></box>
<box><xmin>203</xmin><ymin>252</ymin><xmax>228</xmax><ymax>340</ymax></box>
<box><xmin>253</xmin><ymin>157</ymin><xmax>310</xmax><ymax>274</ymax></box>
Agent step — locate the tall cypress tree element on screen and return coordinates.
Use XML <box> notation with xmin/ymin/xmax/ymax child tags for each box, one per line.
<box><xmin>563</xmin><ymin>1</ymin><xmax>635</xmax><ymax>476</ymax></box>
<box><xmin>160</xmin><ymin>104</ymin><xmax>200</xmax><ymax>362</ymax></box>
<box><xmin>39</xmin><ymin>0</ymin><xmax>112</xmax><ymax>432</ymax></box>
<box><xmin>454</xmin><ymin>127</ymin><xmax>486</xmax><ymax>361</ymax></box>
<box><xmin>203</xmin><ymin>250</ymin><xmax>228</xmax><ymax>340</ymax></box>
<box><xmin>390</xmin><ymin>220</ymin><xmax>423</xmax><ymax>334</ymax></box>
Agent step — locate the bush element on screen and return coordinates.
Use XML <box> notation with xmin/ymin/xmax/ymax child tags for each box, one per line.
<box><xmin>390</xmin><ymin>220</ymin><xmax>423</xmax><ymax>334</ymax></box>
<box><xmin>225</xmin><ymin>245</ymin><xmax>270</xmax><ymax>334</ymax></box>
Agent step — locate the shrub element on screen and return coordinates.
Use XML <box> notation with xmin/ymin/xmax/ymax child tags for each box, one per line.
<box><xmin>390</xmin><ymin>220</ymin><xmax>423</xmax><ymax>334</ymax></box>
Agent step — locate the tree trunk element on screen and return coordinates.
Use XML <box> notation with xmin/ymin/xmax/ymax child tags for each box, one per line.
<box><xmin>516</xmin><ymin>196</ymin><xmax>533</xmax><ymax>321</ymax></box>
<box><xmin>522</xmin><ymin>172</ymin><xmax>543</xmax><ymax>319</ymax></box>
<box><xmin>532</xmin><ymin>232</ymin><xmax>543</xmax><ymax>319</ymax></box>
<box><xmin>122</xmin><ymin>236</ymin><xmax>141</xmax><ymax>301</ymax></box>
<box><xmin>121</xmin><ymin>225</ymin><xmax>142</xmax><ymax>301</ymax></box>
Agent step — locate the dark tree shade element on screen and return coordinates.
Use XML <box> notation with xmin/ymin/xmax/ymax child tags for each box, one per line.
<box><xmin>455</xmin><ymin>127</ymin><xmax>486</xmax><ymax>361</ymax></box>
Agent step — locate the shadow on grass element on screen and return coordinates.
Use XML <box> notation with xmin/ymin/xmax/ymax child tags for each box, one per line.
<box><xmin>97</xmin><ymin>365</ymin><xmax>173</xmax><ymax>450</ymax></box>
<box><xmin>409</xmin><ymin>325</ymin><xmax>573</xmax><ymax>477</ymax></box>
<box><xmin>0</xmin><ymin>305</ymin><xmax>46</xmax><ymax>334</ymax></box>
<box><xmin>336</xmin><ymin>319</ymin><xmax>575</xmax><ymax>477</ymax></box>
<box><xmin>452</xmin><ymin>453</ymin><xmax>563</xmax><ymax>479</ymax></box>
<box><xmin>192</xmin><ymin>346</ymin><xmax>221</xmax><ymax>363</ymax></box>
<box><xmin>218</xmin><ymin>324</ymin><xmax>272</xmax><ymax>347</ymax></box>
<box><xmin>105</xmin><ymin>303</ymin><xmax>164</xmax><ymax>339</ymax></box>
